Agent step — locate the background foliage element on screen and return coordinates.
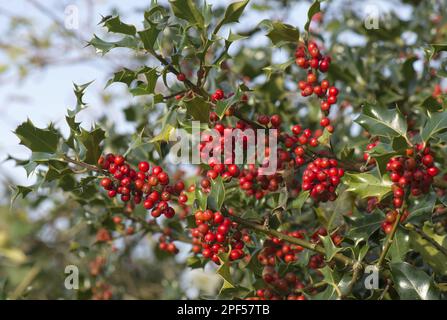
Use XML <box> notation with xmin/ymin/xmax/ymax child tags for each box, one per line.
<box><xmin>1</xmin><ymin>0</ymin><xmax>447</xmax><ymax>300</ymax></box>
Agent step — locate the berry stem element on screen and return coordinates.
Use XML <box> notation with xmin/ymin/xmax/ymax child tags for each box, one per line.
<box><xmin>376</xmin><ymin>209</ymin><xmax>404</xmax><ymax>268</ymax></box>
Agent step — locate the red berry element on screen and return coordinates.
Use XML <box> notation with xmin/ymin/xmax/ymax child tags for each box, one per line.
<box><xmin>138</xmin><ymin>161</ymin><xmax>150</xmax><ymax>172</ymax></box>
<box><xmin>177</xmin><ymin>73</ymin><xmax>186</xmax><ymax>81</ymax></box>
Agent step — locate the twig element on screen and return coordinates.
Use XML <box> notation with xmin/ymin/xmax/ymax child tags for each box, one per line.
<box><xmin>405</xmin><ymin>223</ymin><xmax>447</xmax><ymax>257</ymax></box>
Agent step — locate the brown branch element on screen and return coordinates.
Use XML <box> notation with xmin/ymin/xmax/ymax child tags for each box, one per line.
<box><xmin>230</xmin><ymin>213</ymin><xmax>357</xmax><ymax>267</ymax></box>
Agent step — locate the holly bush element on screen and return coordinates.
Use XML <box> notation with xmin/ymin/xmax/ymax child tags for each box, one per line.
<box><xmin>8</xmin><ymin>0</ymin><xmax>447</xmax><ymax>300</ymax></box>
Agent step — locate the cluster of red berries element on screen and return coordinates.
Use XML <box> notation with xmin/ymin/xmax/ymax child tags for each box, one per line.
<box><xmin>257</xmin><ymin>231</ymin><xmax>305</xmax><ymax>265</ymax></box>
<box><xmin>191</xmin><ymin>210</ymin><xmax>247</xmax><ymax>264</ymax></box>
<box><xmin>381</xmin><ymin>209</ymin><xmax>410</xmax><ymax>234</ymax></box>
<box><xmin>386</xmin><ymin>145</ymin><xmax>439</xmax><ymax>208</ymax></box>
<box><xmin>199</xmin><ymin>120</ymin><xmax>295</xmax><ymax>199</ymax></box>
<box><xmin>96</xmin><ymin>227</ymin><xmax>112</xmax><ymax>242</ymax></box>
<box><xmin>295</xmin><ymin>41</ymin><xmax>339</xmax><ymax>123</ymax></box>
<box><xmin>211</xmin><ymin>88</ymin><xmax>225</xmax><ymax>102</ymax></box>
<box><xmin>158</xmin><ymin>228</ymin><xmax>179</xmax><ymax>255</ymax></box>
<box><xmin>89</xmin><ymin>256</ymin><xmax>107</xmax><ymax>277</ymax></box>
<box><xmin>246</xmin><ymin>267</ymin><xmax>305</xmax><ymax>300</ymax></box>
<box><xmin>257</xmin><ymin>114</ymin><xmax>282</xmax><ymax>128</ymax></box>
<box><xmin>364</xmin><ymin>140</ymin><xmax>379</xmax><ymax>164</ymax></box>
<box><xmin>97</xmin><ymin>153</ymin><xmax>187</xmax><ymax>219</ymax></box>
<box><xmin>91</xmin><ymin>282</ymin><xmax>113</xmax><ymax>300</ymax></box>
<box><xmin>302</xmin><ymin>158</ymin><xmax>344</xmax><ymax>202</ymax></box>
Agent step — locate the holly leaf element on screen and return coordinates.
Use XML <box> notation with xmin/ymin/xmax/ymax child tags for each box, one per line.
<box><xmin>318</xmin><ymin>188</ymin><xmax>353</xmax><ymax>231</ymax></box>
<box><xmin>390</xmin><ymin>262</ymin><xmax>440</xmax><ymax>300</ymax></box>
<box><xmin>264</xmin><ymin>21</ymin><xmax>300</xmax><ymax>46</ymax></box>
<box><xmin>421</xmin><ymin>110</ymin><xmax>447</xmax><ymax>143</ymax></box>
<box><xmin>11</xmin><ymin>185</ymin><xmax>33</xmax><ymax>204</ymax></box>
<box><xmin>288</xmin><ymin>190</ymin><xmax>309</xmax><ymax>212</ymax></box>
<box><xmin>195</xmin><ymin>188</ymin><xmax>208</xmax><ymax>211</ymax></box>
<box><xmin>138</xmin><ymin>27</ymin><xmax>161</xmax><ymax>51</ymax></box>
<box><xmin>409</xmin><ymin>222</ymin><xmax>447</xmax><ymax>276</ymax></box>
<box><xmin>169</xmin><ymin>0</ymin><xmax>204</xmax><ymax>28</ymax></box>
<box><xmin>419</xmin><ymin>95</ymin><xmax>443</xmax><ymax>112</ymax></box>
<box><xmin>220</xmin><ymin>0</ymin><xmax>249</xmax><ymax>26</ymax></box>
<box><xmin>77</xmin><ymin>127</ymin><xmax>105</xmax><ymax>165</ymax></box>
<box><xmin>406</xmin><ymin>193</ymin><xmax>436</xmax><ymax>224</ymax></box>
<box><xmin>208</xmin><ymin>176</ymin><xmax>225</xmax><ymax>211</ymax></box>
<box><xmin>150</xmin><ymin>123</ymin><xmax>175</xmax><ymax>143</ymax></box>
<box><xmin>344</xmin><ymin>172</ymin><xmax>393</xmax><ymax>201</ymax></box>
<box><xmin>426</xmin><ymin>43</ymin><xmax>447</xmax><ymax>60</ymax></box>
<box><xmin>304</xmin><ymin>0</ymin><xmax>321</xmax><ymax>32</ymax></box>
<box><xmin>88</xmin><ymin>35</ymin><xmax>138</xmax><ymax>55</ymax></box>
<box><xmin>103</xmin><ymin>16</ymin><xmax>136</xmax><ymax>35</ymax></box>
<box><xmin>346</xmin><ymin>209</ymin><xmax>385</xmax><ymax>244</ymax></box>
<box><xmin>319</xmin><ymin>235</ymin><xmax>343</xmax><ymax>262</ymax></box>
<box><xmin>183</xmin><ymin>96</ymin><xmax>211</xmax><ymax>123</ymax></box>
<box><xmin>217</xmin><ymin>252</ymin><xmax>235</xmax><ymax>291</ymax></box>
<box><xmin>15</xmin><ymin>119</ymin><xmax>61</xmax><ymax>154</ymax></box>
<box><xmin>355</xmin><ymin>103</ymin><xmax>408</xmax><ymax>139</ymax></box>
<box><xmin>387</xmin><ymin>228</ymin><xmax>410</xmax><ymax>263</ymax></box>
<box><xmin>186</xmin><ymin>256</ymin><xmax>206</xmax><ymax>269</ymax></box>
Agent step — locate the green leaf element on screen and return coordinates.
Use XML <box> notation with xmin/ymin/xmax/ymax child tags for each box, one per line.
<box><xmin>264</xmin><ymin>21</ymin><xmax>300</xmax><ymax>46</ymax></box>
<box><xmin>317</xmin><ymin>265</ymin><xmax>350</xmax><ymax>300</ymax></box>
<box><xmin>15</xmin><ymin>119</ymin><xmax>61</xmax><ymax>153</ymax></box>
<box><xmin>347</xmin><ymin>209</ymin><xmax>385</xmax><ymax>244</ymax></box>
<box><xmin>186</xmin><ymin>256</ymin><xmax>206</xmax><ymax>269</ymax></box>
<box><xmin>11</xmin><ymin>185</ymin><xmax>33</xmax><ymax>204</ymax></box>
<box><xmin>103</xmin><ymin>16</ymin><xmax>136</xmax><ymax>35</ymax></box>
<box><xmin>169</xmin><ymin>0</ymin><xmax>204</xmax><ymax>28</ymax></box>
<box><xmin>304</xmin><ymin>0</ymin><xmax>321</xmax><ymax>32</ymax></box>
<box><xmin>217</xmin><ymin>252</ymin><xmax>235</xmax><ymax>291</ymax></box>
<box><xmin>344</xmin><ymin>172</ymin><xmax>393</xmax><ymax>201</ymax></box>
<box><xmin>317</xmin><ymin>128</ymin><xmax>332</xmax><ymax>147</ymax></box>
<box><xmin>288</xmin><ymin>190</ymin><xmax>309</xmax><ymax>212</ymax></box>
<box><xmin>318</xmin><ymin>189</ymin><xmax>353</xmax><ymax>231</ymax></box>
<box><xmin>220</xmin><ymin>0</ymin><xmax>249</xmax><ymax>26</ymax></box>
<box><xmin>409</xmin><ymin>222</ymin><xmax>447</xmax><ymax>276</ymax></box>
<box><xmin>150</xmin><ymin>123</ymin><xmax>175</xmax><ymax>143</ymax></box>
<box><xmin>138</xmin><ymin>27</ymin><xmax>161</xmax><ymax>51</ymax></box>
<box><xmin>183</xmin><ymin>96</ymin><xmax>211</xmax><ymax>123</ymax></box>
<box><xmin>406</xmin><ymin>193</ymin><xmax>436</xmax><ymax>224</ymax></box>
<box><xmin>419</xmin><ymin>95</ymin><xmax>443</xmax><ymax>112</ymax></box>
<box><xmin>208</xmin><ymin>176</ymin><xmax>225</xmax><ymax>211</ymax></box>
<box><xmin>195</xmin><ymin>187</ymin><xmax>208</xmax><ymax>211</ymax></box>
<box><xmin>106</xmin><ymin>68</ymin><xmax>137</xmax><ymax>87</ymax></box>
<box><xmin>426</xmin><ymin>43</ymin><xmax>447</xmax><ymax>60</ymax></box>
<box><xmin>129</xmin><ymin>68</ymin><xmax>159</xmax><ymax>96</ymax></box>
<box><xmin>355</xmin><ymin>103</ymin><xmax>408</xmax><ymax>139</ymax></box>
<box><xmin>77</xmin><ymin>127</ymin><xmax>105</xmax><ymax>165</ymax></box>
<box><xmin>387</xmin><ymin>228</ymin><xmax>410</xmax><ymax>263</ymax></box>
<box><xmin>390</xmin><ymin>262</ymin><xmax>440</xmax><ymax>300</ymax></box>
<box><xmin>319</xmin><ymin>235</ymin><xmax>343</xmax><ymax>262</ymax></box>
<box><xmin>215</xmin><ymin>100</ymin><xmax>231</xmax><ymax>119</ymax></box>
<box><xmin>88</xmin><ymin>34</ymin><xmax>138</xmax><ymax>55</ymax></box>
<box><xmin>421</xmin><ymin>111</ymin><xmax>447</xmax><ymax>143</ymax></box>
